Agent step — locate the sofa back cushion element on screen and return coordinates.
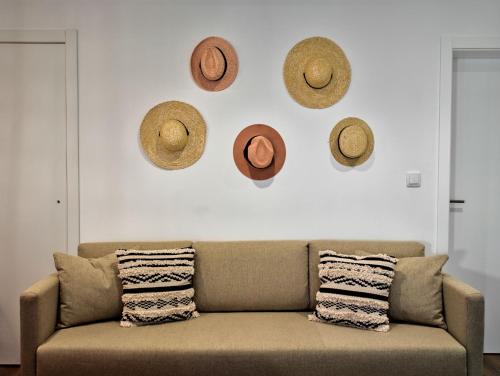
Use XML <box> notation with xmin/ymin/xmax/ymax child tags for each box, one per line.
<box><xmin>192</xmin><ymin>241</ymin><xmax>309</xmax><ymax>312</ymax></box>
<box><xmin>78</xmin><ymin>241</ymin><xmax>192</xmax><ymax>258</ymax></box>
<box><xmin>308</xmin><ymin>240</ymin><xmax>425</xmax><ymax>309</ymax></box>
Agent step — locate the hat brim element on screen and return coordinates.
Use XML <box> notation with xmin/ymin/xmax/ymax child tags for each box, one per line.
<box><xmin>284</xmin><ymin>37</ymin><xmax>351</xmax><ymax>109</ymax></box>
<box><xmin>233</xmin><ymin>124</ymin><xmax>286</xmax><ymax>180</ymax></box>
<box><xmin>191</xmin><ymin>36</ymin><xmax>238</xmax><ymax>92</ymax></box>
<box><xmin>329</xmin><ymin>117</ymin><xmax>374</xmax><ymax>167</ymax></box>
<box><xmin>140</xmin><ymin>101</ymin><xmax>206</xmax><ymax>169</ymax></box>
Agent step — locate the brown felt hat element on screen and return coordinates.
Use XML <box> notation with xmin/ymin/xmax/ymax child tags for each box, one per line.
<box><xmin>233</xmin><ymin>124</ymin><xmax>286</xmax><ymax>180</ymax></box>
<box><xmin>191</xmin><ymin>36</ymin><xmax>238</xmax><ymax>91</ymax></box>
<box><xmin>284</xmin><ymin>36</ymin><xmax>351</xmax><ymax>109</ymax></box>
<box><xmin>140</xmin><ymin>101</ymin><xmax>206</xmax><ymax>170</ymax></box>
<box><xmin>330</xmin><ymin>117</ymin><xmax>374</xmax><ymax>167</ymax></box>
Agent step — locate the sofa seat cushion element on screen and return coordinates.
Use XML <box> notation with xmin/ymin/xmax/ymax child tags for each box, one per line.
<box><xmin>37</xmin><ymin>312</ymin><xmax>465</xmax><ymax>376</ymax></box>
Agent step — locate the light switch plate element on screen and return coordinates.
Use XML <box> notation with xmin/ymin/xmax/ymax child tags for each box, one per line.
<box><xmin>406</xmin><ymin>171</ymin><xmax>421</xmax><ymax>188</ymax></box>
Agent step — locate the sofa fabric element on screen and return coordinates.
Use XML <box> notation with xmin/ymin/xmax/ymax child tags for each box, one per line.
<box><xmin>36</xmin><ymin>312</ymin><xmax>466</xmax><ymax>376</ymax></box>
<box><xmin>443</xmin><ymin>274</ymin><xmax>484</xmax><ymax>376</ymax></box>
<box><xmin>78</xmin><ymin>241</ymin><xmax>193</xmax><ymax>258</ymax></box>
<box><xmin>20</xmin><ymin>240</ymin><xmax>483</xmax><ymax>376</ymax></box>
<box><xmin>192</xmin><ymin>241</ymin><xmax>309</xmax><ymax>311</ymax></box>
<box><xmin>389</xmin><ymin>255</ymin><xmax>448</xmax><ymax>328</ymax></box>
<box><xmin>116</xmin><ymin>248</ymin><xmax>199</xmax><ymax>326</ymax></box>
<box><xmin>20</xmin><ymin>274</ymin><xmax>59</xmax><ymax>376</ymax></box>
<box><xmin>53</xmin><ymin>252</ymin><xmax>122</xmax><ymax>328</ymax></box>
<box><xmin>308</xmin><ymin>240</ymin><xmax>425</xmax><ymax>309</ymax></box>
<box><xmin>310</xmin><ymin>251</ymin><xmax>398</xmax><ymax>332</ymax></box>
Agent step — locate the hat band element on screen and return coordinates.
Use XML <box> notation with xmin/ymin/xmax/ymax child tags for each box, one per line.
<box><xmin>199</xmin><ymin>47</ymin><xmax>227</xmax><ymax>81</ymax></box>
<box><xmin>338</xmin><ymin>125</ymin><xmax>368</xmax><ymax>159</ymax></box>
<box><xmin>158</xmin><ymin>121</ymin><xmax>190</xmax><ymax>136</ymax></box>
<box><xmin>337</xmin><ymin>138</ymin><xmax>354</xmax><ymax>159</ymax></box>
<box><xmin>303</xmin><ymin>72</ymin><xmax>332</xmax><ymax>89</ymax></box>
<box><xmin>244</xmin><ymin>137</ymin><xmax>274</xmax><ymax>169</ymax></box>
<box><xmin>158</xmin><ymin>119</ymin><xmax>191</xmax><ymax>152</ymax></box>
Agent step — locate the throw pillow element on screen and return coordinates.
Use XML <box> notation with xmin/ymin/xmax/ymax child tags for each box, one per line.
<box><xmin>309</xmin><ymin>250</ymin><xmax>398</xmax><ymax>332</ymax></box>
<box><xmin>53</xmin><ymin>252</ymin><xmax>122</xmax><ymax>328</ymax></box>
<box><xmin>116</xmin><ymin>248</ymin><xmax>199</xmax><ymax>327</ymax></box>
<box><xmin>389</xmin><ymin>255</ymin><xmax>448</xmax><ymax>328</ymax></box>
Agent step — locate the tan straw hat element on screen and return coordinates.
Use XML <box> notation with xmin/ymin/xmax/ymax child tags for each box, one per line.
<box><xmin>233</xmin><ymin>124</ymin><xmax>286</xmax><ymax>180</ymax></box>
<box><xmin>140</xmin><ymin>101</ymin><xmax>206</xmax><ymax>169</ymax></box>
<box><xmin>191</xmin><ymin>36</ymin><xmax>238</xmax><ymax>91</ymax></box>
<box><xmin>330</xmin><ymin>117</ymin><xmax>374</xmax><ymax>166</ymax></box>
<box><xmin>284</xmin><ymin>36</ymin><xmax>351</xmax><ymax>109</ymax></box>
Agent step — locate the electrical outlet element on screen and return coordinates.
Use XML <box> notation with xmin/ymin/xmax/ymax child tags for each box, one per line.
<box><xmin>406</xmin><ymin>171</ymin><xmax>421</xmax><ymax>188</ymax></box>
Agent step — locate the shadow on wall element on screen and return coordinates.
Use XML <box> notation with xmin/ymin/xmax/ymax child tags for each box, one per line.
<box><xmin>253</xmin><ymin>177</ymin><xmax>273</xmax><ymax>188</ymax></box>
<box><xmin>444</xmin><ymin>247</ymin><xmax>500</xmax><ymax>352</ymax></box>
<box><xmin>444</xmin><ymin>248</ymin><xmax>491</xmax><ymax>294</ymax></box>
<box><xmin>446</xmin><ymin>215</ymin><xmax>488</xmax><ymax>290</ymax></box>
<box><xmin>329</xmin><ymin>150</ymin><xmax>375</xmax><ymax>172</ymax></box>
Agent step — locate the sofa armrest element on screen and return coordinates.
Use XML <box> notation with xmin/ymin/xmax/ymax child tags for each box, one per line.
<box><xmin>20</xmin><ymin>274</ymin><xmax>59</xmax><ymax>376</ymax></box>
<box><xmin>442</xmin><ymin>273</ymin><xmax>484</xmax><ymax>376</ymax></box>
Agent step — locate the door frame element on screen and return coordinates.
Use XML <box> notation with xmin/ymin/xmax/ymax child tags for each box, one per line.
<box><xmin>0</xmin><ymin>30</ymin><xmax>79</xmax><ymax>253</ymax></box>
<box><xmin>436</xmin><ymin>36</ymin><xmax>500</xmax><ymax>253</ymax></box>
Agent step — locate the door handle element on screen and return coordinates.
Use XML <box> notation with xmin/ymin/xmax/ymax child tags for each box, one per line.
<box><xmin>450</xmin><ymin>199</ymin><xmax>465</xmax><ymax>204</ymax></box>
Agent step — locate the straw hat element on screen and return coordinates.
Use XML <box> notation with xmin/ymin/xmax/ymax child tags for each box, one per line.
<box><xmin>140</xmin><ymin>101</ymin><xmax>206</xmax><ymax>169</ymax></box>
<box><xmin>191</xmin><ymin>36</ymin><xmax>238</xmax><ymax>91</ymax></box>
<box><xmin>330</xmin><ymin>117</ymin><xmax>374</xmax><ymax>166</ymax></box>
<box><xmin>283</xmin><ymin>37</ymin><xmax>351</xmax><ymax>109</ymax></box>
<box><xmin>233</xmin><ymin>124</ymin><xmax>286</xmax><ymax>180</ymax></box>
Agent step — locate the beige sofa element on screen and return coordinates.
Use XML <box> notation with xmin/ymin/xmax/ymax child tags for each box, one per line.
<box><xmin>20</xmin><ymin>240</ymin><xmax>484</xmax><ymax>376</ymax></box>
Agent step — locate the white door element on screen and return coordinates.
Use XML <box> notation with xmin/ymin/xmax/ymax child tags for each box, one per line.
<box><xmin>0</xmin><ymin>43</ymin><xmax>67</xmax><ymax>364</ymax></box>
<box><xmin>447</xmin><ymin>54</ymin><xmax>500</xmax><ymax>353</ymax></box>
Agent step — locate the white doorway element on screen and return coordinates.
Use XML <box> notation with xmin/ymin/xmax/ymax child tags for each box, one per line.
<box><xmin>0</xmin><ymin>30</ymin><xmax>79</xmax><ymax>364</ymax></box>
<box><xmin>437</xmin><ymin>37</ymin><xmax>500</xmax><ymax>354</ymax></box>
<box><xmin>449</xmin><ymin>53</ymin><xmax>500</xmax><ymax>353</ymax></box>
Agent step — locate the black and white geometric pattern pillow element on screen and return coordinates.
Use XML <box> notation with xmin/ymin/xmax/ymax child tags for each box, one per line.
<box><xmin>309</xmin><ymin>250</ymin><xmax>398</xmax><ymax>332</ymax></box>
<box><xmin>116</xmin><ymin>248</ymin><xmax>199</xmax><ymax>327</ymax></box>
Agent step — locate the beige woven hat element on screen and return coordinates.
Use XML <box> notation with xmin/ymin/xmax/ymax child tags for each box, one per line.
<box><xmin>330</xmin><ymin>117</ymin><xmax>374</xmax><ymax>166</ymax></box>
<box><xmin>191</xmin><ymin>36</ymin><xmax>238</xmax><ymax>91</ymax></box>
<box><xmin>284</xmin><ymin>37</ymin><xmax>351</xmax><ymax>109</ymax></box>
<box><xmin>140</xmin><ymin>101</ymin><xmax>206</xmax><ymax>169</ymax></box>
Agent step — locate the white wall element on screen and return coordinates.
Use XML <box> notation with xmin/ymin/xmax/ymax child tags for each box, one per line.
<box><xmin>1</xmin><ymin>0</ymin><xmax>500</xmax><ymax>249</ymax></box>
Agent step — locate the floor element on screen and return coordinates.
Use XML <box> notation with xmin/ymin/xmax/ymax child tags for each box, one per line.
<box><xmin>485</xmin><ymin>354</ymin><xmax>500</xmax><ymax>376</ymax></box>
<box><xmin>0</xmin><ymin>366</ymin><xmax>18</xmax><ymax>376</ymax></box>
<box><xmin>0</xmin><ymin>355</ymin><xmax>499</xmax><ymax>375</ymax></box>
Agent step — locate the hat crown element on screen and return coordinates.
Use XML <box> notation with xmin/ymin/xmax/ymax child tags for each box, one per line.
<box><xmin>339</xmin><ymin>125</ymin><xmax>368</xmax><ymax>158</ymax></box>
<box><xmin>304</xmin><ymin>57</ymin><xmax>332</xmax><ymax>89</ymax></box>
<box><xmin>247</xmin><ymin>135</ymin><xmax>274</xmax><ymax>169</ymax></box>
<box><xmin>159</xmin><ymin>119</ymin><xmax>188</xmax><ymax>152</ymax></box>
<box><xmin>200</xmin><ymin>47</ymin><xmax>226</xmax><ymax>81</ymax></box>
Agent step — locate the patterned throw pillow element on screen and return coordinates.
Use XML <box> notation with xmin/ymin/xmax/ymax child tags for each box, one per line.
<box><xmin>309</xmin><ymin>250</ymin><xmax>398</xmax><ymax>332</ymax></box>
<box><xmin>116</xmin><ymin>248</ymin><xmax>199</xmax><ymax>327</ymax></box>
